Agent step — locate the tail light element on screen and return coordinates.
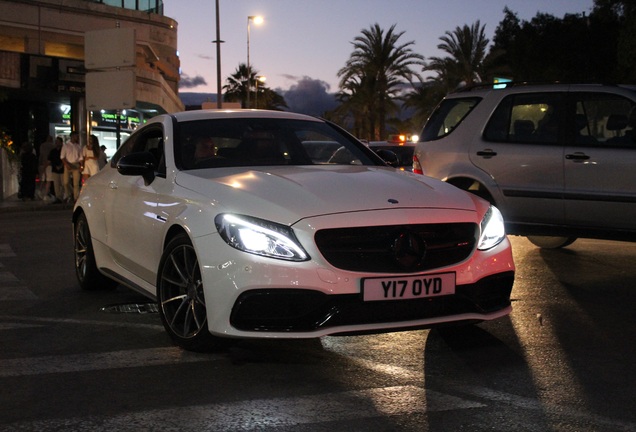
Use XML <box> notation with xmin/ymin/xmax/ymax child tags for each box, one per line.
<box><xmin>412</xmin><ymin>154</ymin><xmax>423</xmax><ymax>175</ymax></box>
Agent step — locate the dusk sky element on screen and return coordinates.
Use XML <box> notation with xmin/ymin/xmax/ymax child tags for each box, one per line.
<box><xmin>164</xmin><ymin>0</ymin><xmax>595</xmax><ymax>96</ymax></box>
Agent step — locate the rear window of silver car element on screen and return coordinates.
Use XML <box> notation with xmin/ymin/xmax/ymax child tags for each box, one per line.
<box><xmin>421</xmin><ymin>97</ymin><xmax>481</xmax><ymax>141</ymax></box>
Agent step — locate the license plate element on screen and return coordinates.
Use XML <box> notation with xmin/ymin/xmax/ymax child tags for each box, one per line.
<box><xmin>362</xmin><ymin>272</ymin><xmax>456</xmax><ymax>301</ymax></box>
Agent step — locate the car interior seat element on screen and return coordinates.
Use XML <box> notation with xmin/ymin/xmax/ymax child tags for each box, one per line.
<box><xmin>513</xmin><ymin>119</ymin><xmax>535</xmax><ymax>141</ymax></box>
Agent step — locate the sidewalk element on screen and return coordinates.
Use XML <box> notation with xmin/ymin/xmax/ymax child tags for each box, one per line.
<box><xmin>0</xmin><ymin>194</ymin><xmax>74</xmax><ymax>213</ymax></box>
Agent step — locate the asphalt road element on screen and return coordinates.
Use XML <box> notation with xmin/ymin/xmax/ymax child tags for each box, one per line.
<box><xmin>0</xmin><ymin>209</ymin><xmax>634</xmax><ymax>431</ymax></box>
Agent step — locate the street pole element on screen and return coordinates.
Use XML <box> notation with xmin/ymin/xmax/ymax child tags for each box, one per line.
<box><xmin>246</xmin><ymin>16</ymin><xmax>251</xmax><ymax>108</ymax></box>
<box><xmin>246</xmin><ymin>16</ymin><xmax>262</xmax><ymax>109</ymax></box>
<box><xmin>214</xmin><ymin>0</ymin><xmax>223</xmax><ymax>109</ymax></box>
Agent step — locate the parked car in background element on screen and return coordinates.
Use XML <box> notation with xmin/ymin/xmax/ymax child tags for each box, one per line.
<box><xmin>368</xmin><ymin>140</ymin><xmax>416</xmax><ymax>171</ymax></box>
<box><xmin>413</xmin><ymin>83</ymin><xmax>636</xmax><ymax>249</ymax></box>
<box><xmin>73</xmin><ymin>109</ymin><xmax>515</xmax><ymax>352</ymax></box>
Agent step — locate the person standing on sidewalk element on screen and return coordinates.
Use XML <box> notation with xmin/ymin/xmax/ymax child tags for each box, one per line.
<box><xmin>98</xmin><ymin>145</ymin><xmax>108</xmax><ymax>169</ymax></box>
<box><xmin>19</xmin><ymin>142</ymin><xmax>38</xmax><ymax>200</ymax></box>
<box><xmin>38</xmin><ymin>135</ymin><xmax>54</xmax><ymax>200</ymax></box>
<box><xmin>81</xmin><ymin>134</ymin><xmax>101</xmax><ymax>183</ymax></box>
<box><xmin>60</xmin><ymin>131</ymin><xmax>83</xmax><ymax>202</ymax></box>
<box><xmin>48</xmin><ymin>136</ymin><xmax>65</xmax><ymax>203</ymax></box>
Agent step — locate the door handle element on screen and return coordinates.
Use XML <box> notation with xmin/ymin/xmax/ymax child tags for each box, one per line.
<box><xmin>476</xmin><ymin>149</ymin><xmax>497</xmax><ymax>158</ymax></box>
<box><xmin>565</xmin><ymin>152</ymin><xmax>590</xmax><ymax>161</ymax></box>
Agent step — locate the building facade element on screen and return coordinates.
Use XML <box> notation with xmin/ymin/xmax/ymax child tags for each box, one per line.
<box><xmin>0</xmin><ymin>0</ymin><xmax>183</xmax><ymax>198</ymax></box>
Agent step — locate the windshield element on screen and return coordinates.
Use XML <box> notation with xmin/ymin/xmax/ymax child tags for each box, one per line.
<box><xmin>176</xmin><ymin>118</ymin><xmax>379</xmax><ymax>170</ymax></box>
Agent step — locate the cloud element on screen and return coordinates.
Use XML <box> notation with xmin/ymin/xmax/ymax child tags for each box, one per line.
<box><xmin>280</xmin><ymin>73</ymin><xmax>301</xmax><ymax>82</ymax></box>
<box><xmin>280</xmin><ymin>77</ymin><xmax>337</xmax><ymax>116</ymax></box>
<box><xmin>179</xmin><ymin>73</ymin><xmax>207</xmax><ymax>89</ymax></box>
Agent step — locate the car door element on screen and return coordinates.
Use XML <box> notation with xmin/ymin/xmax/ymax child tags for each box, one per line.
<box><xmin>107</xmin><ymin>125</ymin><xmax>169</xmax><ymax>285</ymax></box>
<box><xmin>470</xmin><ymin>92</ymin><xmax>566</xmax><ymax>227</ymax></box>
<box><xmin>563</xmin><ymin>91</ymin><xmax>636</xmax><ymax>230</ymax></box>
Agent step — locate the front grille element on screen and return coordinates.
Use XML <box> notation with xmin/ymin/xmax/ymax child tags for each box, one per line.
<box><xmin>314</xmin><ymin>223</ymin><xmax>477</xmax><ymax>273</ymax></box>
<box><xmin>230</xmin><ymin>272</ymin><xmax>514</xmax><ymax>333</ymax></box>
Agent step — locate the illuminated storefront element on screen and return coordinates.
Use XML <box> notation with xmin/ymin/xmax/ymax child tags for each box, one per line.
<box><xmin>0</xmin><ymin>0</ymin><xmax>183</xmax><ymax>198</ymax></box>
<box><xmin>49</xmin><ymin>105</ymin><xmax>143</xmax><ymax>160</ymax></box>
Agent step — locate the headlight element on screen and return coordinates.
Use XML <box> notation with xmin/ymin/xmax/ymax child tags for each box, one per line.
<box><xmin>215</xmin><ymin>214</ymin><xmax>309</xmax><ymax>261</ymax></box>
<box><xmin>478</xmin><ymin>206</ymin><xmax>506</xmax><ymax>250</ymax></box>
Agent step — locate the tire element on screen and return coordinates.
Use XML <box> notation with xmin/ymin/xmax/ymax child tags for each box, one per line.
<box><xmin>157</xmin><ymin>233</ymin><xmax>225</xmax><ymax>352</ymax></box>
<box><xmin>74</xmin><ymin>212</ymin><xmax>117</xmax><ymax>290</ymax></box>
<box><xmin>526</xmin><ymin>235</ymin><xmax>577</xmax><ymax>249</ymax></box>
<box><xmin>450</xmin><ymin>179</ymin><xmax>495</xmax><ymax>205</ymax></box>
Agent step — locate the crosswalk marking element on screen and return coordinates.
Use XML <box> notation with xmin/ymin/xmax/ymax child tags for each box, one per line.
<box><xmin>0</xmin><ymin>322</ymin><xmax>43</xmax><ymax>330</ymax></box>
<box><xmin>0</xmin><ymin>244</ymin><xmax>38</xmax><ymax>300</ymax></box>
<box><xmin>0</xmin><ymin>386</ymin><xmax>484</xmax><ymax>431</ymax></box>
<box><xmin>0</xmin><ymin>284</ymin><xmax>38</xmax><ymax>301</ymax></box>
<box><xmin>0</xmin><ymin>329</ymin><xmax>634</xmax><ymax>431</ymax></box>
<box><xmin>0</xmin><ymin>243</ymin><xmax>16</xmax><ymax>258</ymax></box>
<box><xmin>0</xmin><ymin>347</ymin><xmax>210</xmax><ymax>377</ymax></box>
<box><xmin>0</xmin><ymin>271</ymin><xmax>19</xmax><ymax>283</ymax></box>
<box><xmin>0</xmin><ymin>231</ymin><xmax>633</xmax><ymax>432</ymax></box>
<box><xmin>0</xmin><ymin>314</ymin><xmax>164</xmax><ymax>330</ymax></box>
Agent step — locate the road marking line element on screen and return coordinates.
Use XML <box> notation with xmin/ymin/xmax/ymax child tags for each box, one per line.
<box><xmin>0</xmin><ymin>245</ymin><xmax>38</xmax><ymax>300</ymax></box>
<box><xmin>0</xmin><ymin>284</ymin><xmax>38</xmax><ymax>301</ymax></box>
<box><xmin>0</xmin><ymin>269</ymin><xmax>38</xmax><ymax>300</ymax></box>
<box><xmin>0</xmin><ymin>314</ymin><xmax>164</xmax><ymax>330</ymax></box>
<box><xmin>0</xmin><ymin>347</ymin><xmax>213</xmax><ymax>377</ymax></box>
<box><xmin>0</xmin><ymin>385</ymin><xmax>484</xmax><ymax>431</ymax></box>
<box><xmin>0</xmin><ymin>323</ymin><xmax>44</xmax><ymax>330</ymax></box>
<box><xmin>0</xmin><ymin>243</ymin><xmax>16</xmax><ymax>257</ymax></box>
<box><xmin>0</xmin><ymin>272</ymin><xmax>19</xmax><ymax>282</ymax></box>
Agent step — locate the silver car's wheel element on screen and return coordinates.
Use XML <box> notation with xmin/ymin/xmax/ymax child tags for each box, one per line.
<box><xmin>526</xmin><ymin>235</ymin><xmax>577</xmax><ymax>249</ymax></box>
<box><xmin>157</xmin><ymin>233</ymin><xmax>222</xmax><ymax>352</ymax></box>
<box><xmin>74</xmin><ymin>212</ymin><xmax>116</xmax><ymax>290</ymax></box>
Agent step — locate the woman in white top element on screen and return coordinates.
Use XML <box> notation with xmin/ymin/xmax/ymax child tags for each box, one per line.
<box><xmin>81</xmin><ymin>134</ymin><xmax>101</xmax><ymax>182</ymax></box>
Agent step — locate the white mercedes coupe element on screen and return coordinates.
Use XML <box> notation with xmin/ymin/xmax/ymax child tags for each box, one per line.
<box><xmin>73</xmin><ymin>110</ymin><xmax>515</xmax><ymax>352</ymax></box>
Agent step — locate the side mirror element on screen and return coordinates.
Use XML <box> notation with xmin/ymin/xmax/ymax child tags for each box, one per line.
<box><xmin>117</xmin><ymin>151</ymin><xmax>156</xmax><ymax>185</ymax></box>
<box><xmin>374</xmin><ymin>149</ymin><xmax>400</xmax><ymax>168</ymax></box>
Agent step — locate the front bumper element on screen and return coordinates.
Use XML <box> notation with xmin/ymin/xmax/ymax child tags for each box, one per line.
<box><xmin>229</xmin><ymin>271</ymin><xmax>514</xmax><ymax>333</ymax></box>
<box><xmin>194</xmin><ymin>208</ymin><xmax>515</xmax><ymax>339</ymax></box>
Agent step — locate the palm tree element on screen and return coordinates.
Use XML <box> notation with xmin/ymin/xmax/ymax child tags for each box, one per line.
<box><xmin>256</xmin><ymin>87</ymin><xmax>288</xmax><ymax>110</ymax></box>
<box><xmin>337</xmin><ymin>23</ymin><xmax>425</xmax><ymax>140</ymax></box>
<box><xmin>334</xmin><ymin>75</ymin><xmax>374</xmax><ymax>138</ymax></box>
<box><xmin>402</xmin><ymin>81</ymin><xmax>447</xmax><ymax>131</ymax></box>
<box><xmin>425</xmin><ymin>21</ymin><xmax>489</xmax><ymax>88</ymax></box>
<box><xmin>223</xmin><ymin>63</ymin><xmax>287</xmax><ymax>110</ymax></box>
<box><xmin>223</xmin><ymin>63</ymin><xmax>251</xmax><ymax>108</ymax></box>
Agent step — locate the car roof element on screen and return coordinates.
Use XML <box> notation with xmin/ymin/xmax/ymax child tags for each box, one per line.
<box><xmin>159</xmin><ymin>109</ymin><xmax>323</xmax><ymax>124</ymax></box>
<box><xmin>368</xmin><ymin>141</ymin><xmax>416</xmax><ymax>147</ymax></box>
<box><xmin>445</xmin><ymin>82</ymin><xmax>636</xmax><ymax>98</ymax></box>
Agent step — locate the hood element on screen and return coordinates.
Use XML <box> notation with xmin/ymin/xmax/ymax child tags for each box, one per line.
<box><xmin>175</xmin><ymin>165</ymin><xmax>476</xmax><ymax>225</ymax></box>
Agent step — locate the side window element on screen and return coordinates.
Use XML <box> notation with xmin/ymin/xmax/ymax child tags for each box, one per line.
<box><xmin>143</xmin><ymin>134</ymin><xmax>165</xmax><ymax>176</ymax></box>
<box><xmin>110</xmin><ymin>126</ymin><xmax>165</xmax><ymax>175</ymax></box>
<box><xmin>572</xmin><ymin>92</ymin><xmax>636</xmax><ymax>147</ymax></box>
<box><xmin>421</xmin><ymin>97</ymin><xmax>480</xmax><ymax>141</ymax></box>
<box><xmin>110</xmin><ymin>135</ymin><xmax>136</xmax><ymax>167</ymax></box>
<box><xmin>485</xmin><ymin>93</ymin><xmax>564</xmax><ymax>144</ymax></box>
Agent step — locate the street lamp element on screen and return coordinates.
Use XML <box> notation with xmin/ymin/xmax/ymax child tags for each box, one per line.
<box><xmin>246</xmin><ymin>15</ymin><xmax>263</xmax><ymax>108</ymax></box>
<box><xmin>255</xmin><ymin>75</ymin><xmax>266</xmax><ymax>109</ymax></box>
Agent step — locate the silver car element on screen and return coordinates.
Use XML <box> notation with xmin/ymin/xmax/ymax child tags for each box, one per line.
<box><xmin>413</xmin><ymin>83</ymin><xmax>636</xmax><ymax>248</ymax></box>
